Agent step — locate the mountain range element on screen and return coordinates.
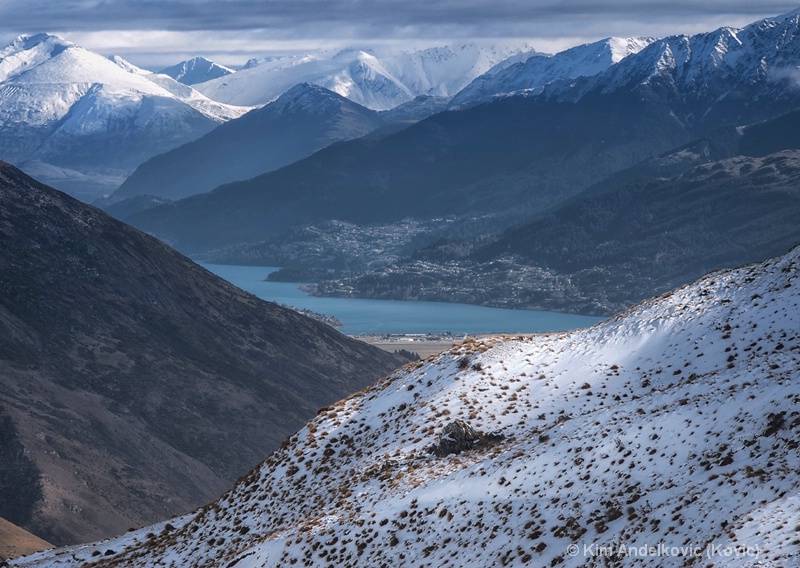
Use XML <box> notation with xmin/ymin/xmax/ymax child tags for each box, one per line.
<box><xmin>0</xmin><ymin>36</ymin><xmax>542</xmax><ymax>202</ymax></box>
<box><xmin>14</xmin><ymin>235</ymin><xmax>800</xmax><ymax>568</ymax></box>
<box><xmin>449</xmin><ymin>36</ymin><xmax>654</xmax><ymax>107</ymax></box>
<box><xmin>118</xmin><ymin>9</ymin><xmax>800</xmax><ymax>317</ymax></box>
<box><xmin>0</xmin><ymin>162</ymin><xmax>404</xmax><ymax>546</ymax></box>
<box><xmin>540</xmin><ymin>8</ymin><xmax>800</xmax><ymax>129</ymax></box>
<box><xmin>0</xmin><ymin>34</ymin><xmax>247</xmax><ymax>201</ymax></box>
<box><xmin>193</xmin><ymin>43</ymin><xmax>538</xmax><ymax>110</ymax></box>
<box><xmin>314</xmin><ymin>109</ymin><xmax>800</xmax><ymax>315</ymax></box>
<box><xmin>110</xmin><ymin>37</ymin><xmax>651</xmax><ymax>205</ymax></box>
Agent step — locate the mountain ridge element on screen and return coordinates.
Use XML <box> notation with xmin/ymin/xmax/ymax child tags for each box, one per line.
<box><xmin>112</xmin><ymin>83</ymin><xmax>386</xmax><ymax>201</ymax></box>
<box><xmin>538</xmin><ymin>10</ymin><xmax>800</xmax><ymax>129</ymax></box>
<box><xmin>450</xmin><ymin>36</ymin><xmax>654</xmax><ymax>107</ymax></box>
<box><xmin>194</xmin><ymin>42</ymin><xmax>537</xmax><ymax>109</ymax></box>
<box><xmin>0</xmin><ymin>33</ymin><xmax>247</xmax><ymax>200</ymax></box>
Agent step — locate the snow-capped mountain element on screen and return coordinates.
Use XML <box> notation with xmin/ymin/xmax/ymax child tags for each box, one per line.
<box><xmin>158</xmin><ymin>56</ymin><xmax>234</xmax><ymax>85</ymax></box>
<box><xmin>113</xmin><ymin>83</ymin><xmax>385</xmax><ymax>201</ymax></box>
<box><xmin>194</xmin><ymin>43</ymin><xmax>537</xmax><ymax>110</ymax></box>
<box><xmin>450</xmin><ymin>36</ymin><xmax>654</xmax><ymax>107</ymax></box>
<box><xmin>542</xmin><ymin>9</ymin><xmax>800</xmax><ymax>128</ymax></box>
<box><xmin>377</xmin><ymin>43</ymin><xmax>541</xmax><ymax>100</ymax></box>
<box><xmin>17</xmin><ymin>244</ymin><xmax>800</xmax><ymax>567</ymax></box>
<box><xmin>196</xmin><ymin>48</ymin><xmax>412</xmax><ymax>110</ymax></box>
<box><xmin>0</xmin><ymin>34</ymin><xmax>247</xmax><ymax>200</ymax></box>
<box><xmin>452</xmin><ymin>8</ymin><xmax>800</xmax><ymax>122</ymax></box>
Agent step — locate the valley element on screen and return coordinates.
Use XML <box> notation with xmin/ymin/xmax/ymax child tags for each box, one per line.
<box><xmin>15</xmin><ymin>230</ymin><xmax>800</xmax><ymax>568</ymax></box>
<box><xmin>3</xmin><ymin>6</ymin><xmax>800</xmax><ymax>567</ymax></box>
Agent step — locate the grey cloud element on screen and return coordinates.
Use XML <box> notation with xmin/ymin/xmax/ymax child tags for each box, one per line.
<box><xmin>1</xmin><ymin>0</ymin><xmax>799</xmax><ymax>69</ymax></box>
<box><xmin>1</xmin><ymin>0</ymin><xmax>798</xmax><ymax>35</ymax></box>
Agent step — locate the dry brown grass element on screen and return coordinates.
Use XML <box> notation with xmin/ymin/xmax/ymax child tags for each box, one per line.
<box><xmin>0</xmin><ymin>516</ymin><xmax>53</xmax><ymax>560</ymax></box>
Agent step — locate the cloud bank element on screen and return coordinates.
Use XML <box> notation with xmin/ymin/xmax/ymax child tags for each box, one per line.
<box><xmin>0</xmin><ymin>1</ymin><xmax>797</xmax><ymax>68</ymax></box>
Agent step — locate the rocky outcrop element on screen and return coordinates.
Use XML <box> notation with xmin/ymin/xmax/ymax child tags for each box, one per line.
<box><xmin>427</xmin><ymin>420</ymin><xmax>505</xmax><ymax>457</ymax></box>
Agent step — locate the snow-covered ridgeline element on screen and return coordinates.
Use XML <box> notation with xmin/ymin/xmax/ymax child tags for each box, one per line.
<box><xmin>0</xmin><ymin>33</ymin><xmax>248</xmax><ymax>199</ymax></box>
<box><xmin>544</xmin><ymin>9</ymin><xmax>800</xmax><ymax>103</ymax></box>
<box><xmin>194</xmin><ymin>42</ymin><xmax>539</xmax><ymax>110</ymax></box>
<box><xmin>0</xmin><ymin>34</ymin><xmax>244</xmax><ymax>127</ymax></box>
<box><xmin>450</xmin><ymin>36</ymin><xmax>654</xmax><ymax>107</ymax></box>
<box><xmin>158</xmin><ymin>57</ymin><xmax>234</xmax><ymax>86</ymax></box>
<box><xmin>16</xmin><ymin>246</ymin><xmax>800</xmax><ymax>567</ymax></box>
<box><xmin>452</xmin><ymin>9</ymin><xmax>800</xmax><ymax>109</ymax></box>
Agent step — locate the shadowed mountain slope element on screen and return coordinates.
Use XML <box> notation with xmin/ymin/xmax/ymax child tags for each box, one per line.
<box><xmin>0</xmin><ymin>163</ymin><xmax>403</xmax><ymax>545</ymax></box>
<box><xmin>308</xmin><ymin>108</ymin><xmax>800</xmax><ymax>316</ymax></box>
<box><xmin>127</xmin><ymin>93</ymin><xmax>691</xmax><ymax>254</ymax></box>
<box><xmin>112</xmin><ymin>84</ymin><xmax>385</xmax><ymax>202</ymax></box>
<box><xmin>467</xmin><ymin>110</ymin><xmax>800</xmax><ymax>311</ymax></box>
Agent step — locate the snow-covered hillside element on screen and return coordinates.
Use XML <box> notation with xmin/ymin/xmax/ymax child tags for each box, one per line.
<box><xmin>450</xmin><ymin>36</ymin><xmax>654</xmax><ymax>107</ymax></box>
<box><xmin>194</xmin><ymin>43</ymin><xmax>537</xmax><ymax>110</ymax></box>
<box><xmin>0</xmin><ymin>34</ymin><xmax>247</xmax><ymax>200</ymax></box>
<box><xmin>17</xmin><ymin>246</ymin><xmax>800</xmax><ymax>567</ymax></box>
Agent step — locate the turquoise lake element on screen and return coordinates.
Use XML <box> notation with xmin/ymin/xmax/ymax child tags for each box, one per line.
<box><xmin>204</xmin><ymin>264</ymin><xmax>605</xmax><ymax>335</ymax></box>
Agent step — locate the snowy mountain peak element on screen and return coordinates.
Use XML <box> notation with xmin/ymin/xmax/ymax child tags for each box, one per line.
<box><xmin>242</xmin><ymin>52</ymin><xmax>321</xmax><ymax>71</ymax></box>
<box><xmin>16</xmin><ymin>244</ymin><xmax>800</xmax><ymax>567</ymax></box>
<box><xmin>605</xmin><ymin>36</ymin><xmax>658</xmax><ymax>63</ymax></box>
<box><xmin>158</xmin><ymin>56</ymin><xmax>234</xmax><ymax>85</ymax></box>
<box><xmin>0</xmin><ymin>33</ymin><xmax>247</xmax><ymax>200</ymax></box>
<box><xmin>544</xmin><ymin>8</ymin><xmax>800</xmax><ymax>110</ymax></box>
<box><xmin>195</xmin><ymin>42</ymin><xmax>536</xmax><ymax>110</ymax></box>
<box><xmin>108</xmin><ymin>54</ymin><xmax>150</xmax><ymax>75</ymax></box>
<box><xmin>450</xmin><ymin>36</ymin><xmax>655</xmax><ymax>107</ymax></box>
<box><xmin>0</xmin><ymin>33</ymin><xmax>74</xmax><ymax>82</ymax></box>
<box><xmin>268</xmin><ymin>82</ymin><xmax>362</xmax><ymax>115</ymax></box>
<box><xmin>0</xmin><ymin>32</ymin><xmax>71</xmax><ymax>56</ymax></box>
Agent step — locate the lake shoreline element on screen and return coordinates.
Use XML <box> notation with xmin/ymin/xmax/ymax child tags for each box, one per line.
<box><xmin>202</xmin><ymin>263</ymin><xmax>604</xmax><ymax>336</ymax></box>
<box><xmin>352</xmin><ymin>332</ymin><xmax>551</xmax><ymax>358</ymax></box>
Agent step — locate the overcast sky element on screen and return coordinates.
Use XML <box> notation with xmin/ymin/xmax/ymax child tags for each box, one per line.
<box><xmin>1</xmin><ymin>1</ymin><xmax>799</xmax><ymax>69</ymax></box>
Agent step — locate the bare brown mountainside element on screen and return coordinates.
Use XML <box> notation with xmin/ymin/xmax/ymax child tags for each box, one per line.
<box><xmin>0</xmin><ymin>516</ymin><xmax>52</xmax><ymax>560</ymax></box>
<box><xmin>0</xmin><ymin>162</ymin><xmax>404</xmax><ymax>546</ymax></box>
